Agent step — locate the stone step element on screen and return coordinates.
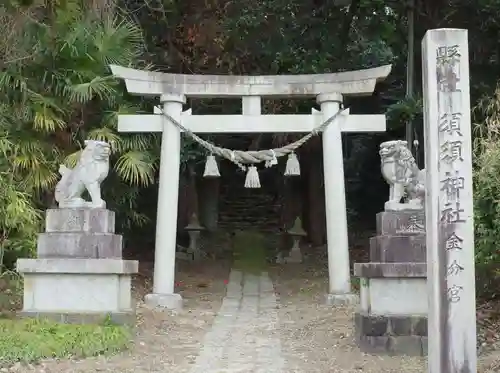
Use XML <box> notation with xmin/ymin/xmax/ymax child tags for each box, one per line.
<box><xmin>369</xmin><ymin>235</ymin><xmax>426</xmax><ymax>262</ymax></box>
<box><xmin>45</xmin><ymin>208</ymin><xmax>115</xmax><ymax>233</ymax></box>
<box><xmin>37</xmin><ymin>232</ymin><xmax>122</xmax><ymax>259</ymax></box>
<box><xmin>220</xmin><ymin>209</ymin><xmax>279</xmax><ymax>215</ymax></box>
<box><xmin>376</xmin><ymin>211</ymin><xmax>425</xmax><ymax>236</ymax></box>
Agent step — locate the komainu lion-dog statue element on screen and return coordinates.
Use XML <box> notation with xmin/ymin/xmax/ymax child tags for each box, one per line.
<box><xmin>379</xmin><ymin>140</ymin><xmax>425</xmax><ymax>211</ymax></box>
<box><xmin>55</xmin><ymin>140</ymin><xmax>111</xmax><ymax>208</ymax></box>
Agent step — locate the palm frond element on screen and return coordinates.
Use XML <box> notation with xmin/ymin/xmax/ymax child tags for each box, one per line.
<box><xmin>21</xmin><ymin>165</ymin><xmax>60</xmax><ymax>191</ymax></box>
<box><xmin>86</xmin><ymin>127</ymin><xmax>122</xmax><ymax>152</ymax></box>
<box><xmin>101</xmin><ymin>103</ymin><xmax>143</xmax><ymax>130</ymax></box>
<box><xmin>114</xmin><ymin>150</ymin><xmax>156</xmax><ymax>186</ymax></box>
<box><xmin>120</xmin><ymin>134</ymin><xmax>157</xmax><ymax>153</ymax></box>
<box><xmin>0</xmin><ymin>137</ymin><xmax>14</xmax><ymax>157</ymax></box>
<box><xmin>65</xmin><ymin>75</ymin><xmax>117</xmax><ymax>104</ymax></box>
<box><xmin>92</xmin><ymin>17</ymin><xmax>144</xmax><ymax>66</ymax></box>
<box><xmin>32</xmin><ymin>107</ymin><xmax>66</xmax><ymax>132</ymax></box>
<box><xmin>63</xmin><ymin>150</ymin><xmax>82</xmax><ymax>168</ymax></box>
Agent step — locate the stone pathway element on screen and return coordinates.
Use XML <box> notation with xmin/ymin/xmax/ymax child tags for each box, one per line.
<box><xmin>189</xmin><ymin>270</ymin><xmax>284</xmax><ymax>373</ymax></box>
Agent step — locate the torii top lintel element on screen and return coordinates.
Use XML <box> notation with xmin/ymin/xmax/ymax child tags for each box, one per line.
<box><xmin>109</xmin><ymin>64</ymin><xmax>392</xmax><ymax>98</ymax></box>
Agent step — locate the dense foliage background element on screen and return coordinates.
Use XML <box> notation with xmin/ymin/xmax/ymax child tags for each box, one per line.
<box><xmin>1</xmin><ymin>0</ymin><xmax>500</xmax><ymax>299</ymax></box>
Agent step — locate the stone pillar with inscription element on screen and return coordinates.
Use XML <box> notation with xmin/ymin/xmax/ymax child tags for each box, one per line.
<box><xmin>422</xmin><ymin>29</ymin><xmax>476</xmax><ymax>373</ymax></box>
<box><xmin>353</xmin><ymin>140</ymin><xmax>428</xmax><ymax>356</ymax></box>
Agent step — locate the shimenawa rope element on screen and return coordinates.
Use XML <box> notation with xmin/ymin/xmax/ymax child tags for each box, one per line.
<box><xmin>155</xmin><ymin>105</ymin><xmax>348</xmax><ymax>187</ymax></box>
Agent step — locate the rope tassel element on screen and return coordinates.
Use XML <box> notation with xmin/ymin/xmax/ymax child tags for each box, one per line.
<box><xmin>284</xmin><ymin>152</ymin><xmax>300</xmax><ymax>176</ymax></box>
<box><xmin>265</xmin><ymin>149</ymin><xmax>278</xmax><ymax>168</ymax></box>
<box><xmin>244</xmin><ymin>166</ymin><xmax>261</xmax><ymax>188</ymax></box>
<box><xmin>203</xmin><ymin>155</ymin><xmax>220</xmax><ymax>177</ymax></box>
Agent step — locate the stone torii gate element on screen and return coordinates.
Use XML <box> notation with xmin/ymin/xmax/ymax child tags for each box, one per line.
<box><xmin>110</xmin><ymin>64</ymin><xmax>392</xmax><ymax>309</ymax></box>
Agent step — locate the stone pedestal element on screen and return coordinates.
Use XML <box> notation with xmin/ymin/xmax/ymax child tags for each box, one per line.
<box><xmin>353</xmin><ymin>211</ymin><xmax>427</xmax><ymax>356</ymax></box>
<box><xmin>16</xmin><ymin>208</ymin><xmax>138</xmax><ymax>325</ymax></box>
<box><xmin>284</xmin><ymin>243</ymin><xmax>302</xmax><ymax>263</ymax></box>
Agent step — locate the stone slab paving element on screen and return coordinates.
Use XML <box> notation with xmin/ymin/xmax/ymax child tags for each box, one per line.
<box><xmin>189</xmin><ymin>270</ymin><xmax>284</xmax><ymax>373</ymax></box>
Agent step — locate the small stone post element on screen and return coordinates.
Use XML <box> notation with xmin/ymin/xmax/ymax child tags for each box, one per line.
<box><xmin>422</xmin><ymin>28</ymin><xmax>476</xmax><ymax>372</ymax></box>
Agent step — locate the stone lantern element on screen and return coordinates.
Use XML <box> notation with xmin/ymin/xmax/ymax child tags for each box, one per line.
<box><xmin>185</xmin><ymin>213</ymin><xmax>205</xmax><ymax>260</ymax></box>
<box><xmin>285</xmin><ymin>216</ymin><xmax>307</xmax><ymax>263</ymax></box>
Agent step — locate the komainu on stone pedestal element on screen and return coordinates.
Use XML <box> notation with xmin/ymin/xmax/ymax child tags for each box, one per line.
<box><xmin>55</xmin><ymin>140</ymin><xmax>110</xmax><ymax>208</ymax></box>
<box><xmin>17</xmin><ymin>139</ymin><xmax>138</xmax><ymax>325</ymax></box>
<box><xmin>379</xmin><ymin>140</ymin><xmax>425</xmax><ymax>211</ymax></box>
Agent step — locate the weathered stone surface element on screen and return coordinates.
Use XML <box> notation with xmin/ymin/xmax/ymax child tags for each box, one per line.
<box><xmin>355</xmin><ymin>312</ymin><xmax>428</xmax><ymax>356</ymax></box>
<box><xmin>144</xmin><ymin>293</ymin><xmax>183</xmax><ymax>310</ymax></box>
<box><xmin>412</xmin><ymin>317</ymin><xmax>428</xmax><ymax>336</ymax></box>
<box><xmin>379</xmin><ymin>140</ymin><xmax>425</xmax><ymax>211</ymax></box>
<box><xmin>284</xmin><ymin>246</ymin><xmax>303</xmax><ymax>263</ymax></box>
<box><xmin>388</xmin><ymin>316</ymin><xmax>413</xmax><ymax>335</ymax></box>
<box><xmin>110</xmin><ymin>63</ymin><xmax>392</xmax><ymax>97</ymax></box>
<box><xmin>55</xmin><ymin>140</ymin><xmax>111</xmax><ymax>208</ymax></box>
<box><xmin>376</xmin><ymin>210</ymin><xmax>425</xmax><ymax>236</ymax></box>
<box><xmin>18</xmin><ymin>259</ymin><xmax>137</xmax><ymax>316</ymax></box>
<box><xmin>355</xmin><ymin>312</ymin><xmax>428</xmax><ymax>337</ymax></box>
<box><xmin>17</xmin><ymin>258</ymin><xmax>138</xmax><ymax>274</ymax></box>
<box><xmin>37</xmin><ymin>232</ymin><xmax>122</xmax><ymax>259</ymax></box>
<box><xmin>355</xmin><ymin>313</ymin><xmax>388</xmax><ymax>336</ymax></box>
<box><xmin>325</xmin><ymin>293</ymin><xmax>359</xmax><ymax>306</ymax></box>
<box><xmin>369</xmin><ymin>278</ymin><xmax>427</xmax><ymax>315</ymax></box>
<box><xmin>421</xmin><ymin>337</ymin><xmax>428</xmax><ymax>355</ymax></box>
<box><xmin>387</xmin><ymin>336</ymin><xmax>424</xmax><ymax>356</ymax></box>
<box><xmin>354</xmin><ymin>263</ymin><xmax>427</xmax><ymax>278</ymax></box>
<box><xmin>18</xmin><ymin>311</ymin><xmax>135</xmax><ymax>326</ymax></box>
<box><xmin>355</xmin><ymin>209</ymin><xmax>429</xmax><ymax>357</ymax></box>
<box><xmin>45</xmin><ymin>208</ymin><xmax>115</xmax><ymax>233</ymax></box>
<box><xmin>370</xmin><ymin>235</ymin><xmax>426</xmax><ymax>262</ymax></box>
<box><xmin>358</xmin><ymin>336</ymin><xmax>390</xmax><ymax>354</ymax></box>
<box><xmin>358</xmin><ymin>335</ymin><xmax>426</xmax><ymax>356</ymax></box>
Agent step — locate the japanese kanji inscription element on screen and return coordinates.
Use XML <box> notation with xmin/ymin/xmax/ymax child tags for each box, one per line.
<box><xmin>423</xmin><ymin>29</ymin><xmax>476</xmax><ymax>373</ymax></box>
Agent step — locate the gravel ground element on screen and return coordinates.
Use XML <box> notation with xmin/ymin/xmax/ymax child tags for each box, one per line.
<box><xmin>7</xmin><ymin>258</ymin><xmax>500</xmax><ymax>372</ymax></box>
<box><xmin>270</xmin><ymin>261</ymin><xmax>500</xmax><ymax>373</ymax></box>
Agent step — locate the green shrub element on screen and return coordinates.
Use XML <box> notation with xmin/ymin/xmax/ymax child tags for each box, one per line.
<box><xmin>0</xmin><ymin>173</ymin><xmax>41</xmax><ymax>272</ymax></box>
<box><xmin>473</xmin><ymin>85</ymin><xmax>500</xmax><ymax>300</ymax></box>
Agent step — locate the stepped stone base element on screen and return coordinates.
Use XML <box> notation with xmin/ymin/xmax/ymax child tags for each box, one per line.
<box><xmin>354</xmin><ymin>312</ymin><xmax>428</xmax><ymax>356</ymax></box>
<box><xmin>354</xmin><ymin>210</ymin><xmax>428</xmax><ymax>356</ymax></box>
<box><xmin>370</xmin><ymin>235</ymin><xmax>426</xmax><ymax>262</ymax></box>
<box><xmin>376</xmin><ymin>211</ymin><xmax>425</xmax><ymax>236</ymax></box>
<box><xmin>45</xmin><ymin>208</ymin><xmax>115</xmax><ymax>233</ymax></box>
<box><xmin>355</xmin><ymin>263</ymin><xmax>427</xmax><ymax>317</ymax></box>
<box><xmin>17</xmin><ymin>257</ymin><xmax>137</xmax><ymax>325</ymax></box>
<box><xmin>37</xmin><ymin>232</ymin><xmax>122</xmax><ymax>258</ymax></box>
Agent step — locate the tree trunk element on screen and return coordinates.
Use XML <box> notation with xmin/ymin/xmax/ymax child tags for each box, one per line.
<box><xmin>307</xmin><ymin>150</ymin><xmax>326</xmax><ymax>246</ymax></box>
<box><xmin>88</xmin><ymin>0</ymin><xmax>115</xmax><ymax>18</ymax></box>
<box><xmin>199</xmin><ymin>176</ymin><xmax>220</xmax><ymax>232</ymax></box>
